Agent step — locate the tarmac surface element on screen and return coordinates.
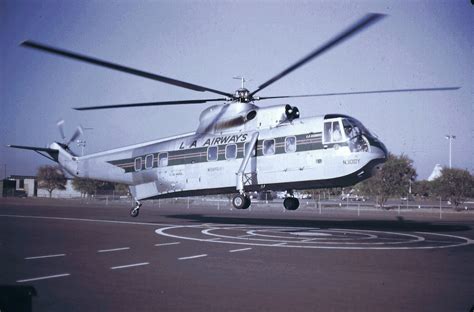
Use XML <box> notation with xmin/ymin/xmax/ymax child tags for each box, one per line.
<box><xmin>1</xmin><ymin>198</ymin><xmax>473</xmax><ymax>311</ymax></box>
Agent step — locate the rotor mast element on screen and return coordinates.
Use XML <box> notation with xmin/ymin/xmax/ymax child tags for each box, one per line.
<box><xmin>233</xmin><ymin>76</ymin><xmax>252</xmax><ymax>103</ymax></box>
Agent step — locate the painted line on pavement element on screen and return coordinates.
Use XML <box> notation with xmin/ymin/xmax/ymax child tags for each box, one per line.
<box><xmin>98</xmin><ymin>247</ymin><xmax>130</xmax><ymax>253</ymax></box>
<box><xmin>25</xmin><ymin>254</ymin><xmax>66</xmax><ymax>260</ymax></box>
<box><xmin>111</xmin><ymin>262</ymin><xmax>149</xmax><ymax>270</ymax></box>
<box><xmin>178</xmin><ymin>254</ymin><xmax>207</xmax><ymax>261</ymax></box>
<box><xmin>155</xmin><ymin>242</ymin><xmax>181</xmax><ymax>247</ymax></box>
<box><xmin>229</xmin><ymin>248</ymin><xmax>252</xmax><ymax>253</ymax></box>
<box><xmin>17</xmin><ymin>273</ymin><xmax>70</xmax><ymax>283</ymax></box>
<box><xmin>0</xmin><ymin>214</ymin><xmax>168</xmax><ymax>227</ymax></box>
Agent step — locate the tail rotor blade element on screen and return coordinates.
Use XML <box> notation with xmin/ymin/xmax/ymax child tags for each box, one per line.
<box><xmin>57</xmin><ymin>119</ymin><xmax>66</xmax><ymax>141</ymax></box>
<box><xmin>67</xmin><ymin>125</ymin><xmax>83</xmax><ymax>146</ymax></box>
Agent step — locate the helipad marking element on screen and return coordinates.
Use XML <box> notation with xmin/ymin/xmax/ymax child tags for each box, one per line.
<box><xmin>289</xmin><ymin>232</ymin><xmax>332</xmax><ymax>237</ymax></box>
<box><xmin>206</xmin><ymin>238</ymin><xmax>221</xmax><ymax>241</ymax></box>
<box><xmin>202</xmin><ymin>227</ymin><xmax>392</xmax><ymax>244</ymax></box>
<box><xmin>156</xmin><ymin>224</ymin><xmax>472</xmax><ymax>250</ymax></box>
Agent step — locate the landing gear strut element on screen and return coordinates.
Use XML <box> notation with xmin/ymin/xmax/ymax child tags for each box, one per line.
<box><xmin>283</xmin><ymin>197</ymin><xmax>299</xmax><ymax>211</ymax></box>
<box><xmin>130</xmin><ymin>200</ymin><xmax>142</xmax><ymax>217</ymax></box>
<box><xmin>232</xmin><ymin>194</ymin><xmax>251</xmax><ymax>210</ymax></box>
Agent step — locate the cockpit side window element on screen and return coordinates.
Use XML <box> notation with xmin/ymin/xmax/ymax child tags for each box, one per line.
<box><xmin>332</xmin><ymin>121</ymin><xmax>342</xmax><ymax>141</ymax></box>
<box><xmin>324</xmin><ymin>122</ymin><xmax>332</xmax><ymax>143</ymax></box>
<box><xmin>324</xmin><ymin>120</ymin><xmax>344</xmax><ymax>143</ymax></box>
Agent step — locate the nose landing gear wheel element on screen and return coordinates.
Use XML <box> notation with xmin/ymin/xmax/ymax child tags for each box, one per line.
<box><xmin>283</xmin><ymin>197</ymin><xmax>299</xmax><ymax>210</ymax></box>
<box><xmin>232</xmin><ymin>194</ymin><xmax>251</xmax><ymax>209</ymax></box>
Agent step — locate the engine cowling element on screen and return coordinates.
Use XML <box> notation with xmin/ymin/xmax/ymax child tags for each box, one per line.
<box><xmin>285</xmin><ymin>104</ymin><xmax>300</xmax><ymax>122</ymax></box>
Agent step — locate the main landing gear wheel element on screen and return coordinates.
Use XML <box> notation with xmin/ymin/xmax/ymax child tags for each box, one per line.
<box><xmin>232</xmin><ymin>194</ymin><xmax>251</xmax><ymax>209</ymax></box>
<box><xmin>283</xmin><ymin>197</ymin><xmax>299</xmax><ymax>211</ymax></box>
<box><xmin>130</xmin><ymin>200</ymin><xmax>142</xmax><ymax>217</ymax></box>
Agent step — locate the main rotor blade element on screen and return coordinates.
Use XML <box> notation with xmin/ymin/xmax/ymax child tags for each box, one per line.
<box><xmin>257</xmin><ymin>87</ymin><xmax>461</xmax><ymax>101</ymax></box>
<box><xmin>250</xmin><ymin>13</ymin><xmax>385</xmax><ymax>97</ymax></box>
<box><xmin>74</xmin><ymin>98</ymin><xmax>228</xmax><ymax>111</ymax></box>
<box><xmin>21</xmin><ymin>40</ymin><xmax>233</xmax><ymax>98</ymax></box>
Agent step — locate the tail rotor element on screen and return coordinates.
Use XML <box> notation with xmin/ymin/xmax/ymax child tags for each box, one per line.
<box><xmin>56</xmin><ymin>119</ymin><xmax>83</xmax><ymax>148</ymax></box>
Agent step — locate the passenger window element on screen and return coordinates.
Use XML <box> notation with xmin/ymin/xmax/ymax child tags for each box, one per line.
<box><xmin>134</xmin><ymin>157</ymin><xmax>142</xmax><ymax>171</ymax></box>
<box><xmin>158</xmin><ymin>152</ymin><xmax>168</xmax><ymax>167</ymax></box>
<box><xmin>244</xmin><ymin>142</ymin><xmax>256</xmax><ymax>157</ymax></box>
<box><xmin>263</xmin><ymin>139</ymin><xmax>275</xmax><ymax>155</ymax></box>
<box><xmin>225</xmin><ymin>144</ymin><xmax>237</xmax><ymax>160</ymax></box>
<box><xmin>285</xmin><ymin>136</ymin><xmax>296</xmax><ymax>153</ymax></box>
<box><xmin>145</xmin><ymin>154</ymin><xmax>153</xmax><ymax>169</ymax></box>
<box><xmin>207</xmin><ymin>146</ymin><xmax>218</xmax><ymax>161</ymax></box>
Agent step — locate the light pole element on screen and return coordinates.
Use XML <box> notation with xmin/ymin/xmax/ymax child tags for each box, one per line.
<box><xmin>445</xmin><ymin>135</ymin><xmax>456</xmax><ymax>169</ymax></box>
<box><xmin>76</xmin><ymin>127</ymin><xmax>94</xmax><ymax>156</ymax></box>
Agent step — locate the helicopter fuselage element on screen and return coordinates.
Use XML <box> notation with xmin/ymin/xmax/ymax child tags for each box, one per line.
<box><xmin>57</xmin><ymin>105</ymin><xmax>387</xmax><ymax>201</ymax></box>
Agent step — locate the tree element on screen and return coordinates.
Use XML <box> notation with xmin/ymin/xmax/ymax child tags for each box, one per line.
<box><xmin>72</xmin><ymin>178</ymin><xmax>98</xmax><ymax>198</ymax></box>
<box><xmin>357</xmin><ymin>153</ymin><xmax>417</xmax><ymax>207</ymax></box>
<box><xmin>72</xmin><ymin>178</ymin><xmax>130</xmax><ymax>198</ymax></box>
<box><xmin>432</xmin><ymin>168</ymin><xmax>474</xmax><ymax>208</ymax></box>
<box><xmin>113</xmin><ymin>183</ymin><xmax>130</xmax><ymax>195</ymax></box>
<box><xmin>37</xmin><ymin>165</ymin><xmax>67</xmax><ymax>198</ymax></box>
<box><xmin>412</xmin><ymin>180</ymin><xmax>433</xmax><ymax>199</ymax></box>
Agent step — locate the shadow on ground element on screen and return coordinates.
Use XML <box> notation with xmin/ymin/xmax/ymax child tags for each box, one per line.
<box><xmin>164</xmin><ymin>214</ymin><xmax>471</xmax><ymax>233</ymax></box>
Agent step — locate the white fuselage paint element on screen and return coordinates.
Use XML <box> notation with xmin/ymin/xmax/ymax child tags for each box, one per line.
<box><xmin>55</xmin><ymin>108</ymin><xmax>386</xmax><ymax>201</ymax></box>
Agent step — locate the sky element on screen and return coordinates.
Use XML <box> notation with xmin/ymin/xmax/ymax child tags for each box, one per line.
<box><xmin>1</xmin><ymin>0</ymin><xmax>472</xmax><ymax>181</ymax></box>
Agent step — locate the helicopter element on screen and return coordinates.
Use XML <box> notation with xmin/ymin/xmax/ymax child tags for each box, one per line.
<box><xmin>9</xmin><ymin>13</ymin><xmax>459</xmax><ymax>217</ymax></box>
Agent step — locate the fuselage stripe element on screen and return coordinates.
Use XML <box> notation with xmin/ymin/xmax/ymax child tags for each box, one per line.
<box><xmin>109</xmin><ymin>132</ymin><xmax>328</xmax><ymax>172</ymax></box>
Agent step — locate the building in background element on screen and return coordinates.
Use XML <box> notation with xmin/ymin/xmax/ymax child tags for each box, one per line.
<box><xmin>1</xmin><ymin>175</ymin><xmax>36</xmax><ymax>197</ymax></box>
<box><xmin>1</xmin><ymin>176</ymin><xmax>81</xmax><ymax>198</ymax></box>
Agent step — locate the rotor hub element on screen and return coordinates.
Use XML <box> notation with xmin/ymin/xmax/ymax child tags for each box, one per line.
<box><xmin>234</xmin><ymin>88</ymin><xmax>252</xmax><ymax>102</ymax></box>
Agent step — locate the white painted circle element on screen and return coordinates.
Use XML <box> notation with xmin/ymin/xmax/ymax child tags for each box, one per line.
<box><xmin>155</xmin><ymin>224</ymin><xmax>473</xmax><ymax>250</ymax></box>
<box><xmin>289</xmin><ymin>232</ymin><xmax>333</xmax><ymax>237</ymax></box>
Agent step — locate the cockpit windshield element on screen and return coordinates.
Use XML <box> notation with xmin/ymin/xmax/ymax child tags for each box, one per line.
<box><xmin>343</xmin><ymin>118</ymin><xmax>370</xmax><ymax>152</ymax></box>
<box><xmin>323</xmin><ymin>117</ymin><xmax>371</xmax><ymax>153</ymax></box>
<box><xmin>342</xmin><ymin>119</ymin><xmax>360</xmax><ymax>140</ymax></box>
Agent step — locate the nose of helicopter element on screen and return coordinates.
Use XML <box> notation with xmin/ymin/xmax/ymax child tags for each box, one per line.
<box><xmin>372</xmin><ymin>139</ymin><xmax>388</xmax><ymax>160</ymax></box>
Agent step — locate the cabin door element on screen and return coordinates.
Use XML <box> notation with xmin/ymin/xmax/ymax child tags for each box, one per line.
<box><xmin>242</xmin><ymin>137</ymin><xmax>258</xmax><ymax>187</ymax></box>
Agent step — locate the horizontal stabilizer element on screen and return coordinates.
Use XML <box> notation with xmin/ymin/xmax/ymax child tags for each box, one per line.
<box><xmin>8</xmin><ymin>144</ymin><xmax>59</xmax><ymax>162</ymax></box>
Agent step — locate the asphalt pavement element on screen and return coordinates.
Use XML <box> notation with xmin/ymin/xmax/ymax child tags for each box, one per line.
<box><xmin>1</xmin><ymin>198</ymin><xmax>473</xmax><ymax>312</ymax></box>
